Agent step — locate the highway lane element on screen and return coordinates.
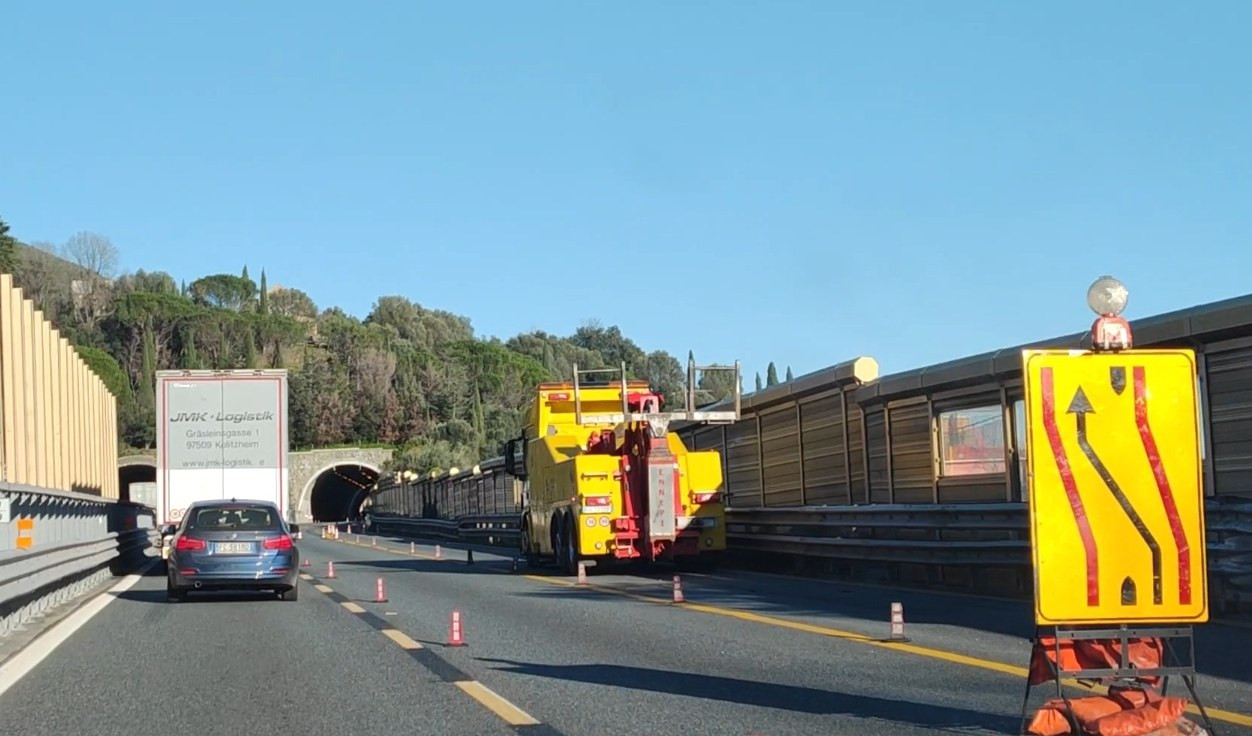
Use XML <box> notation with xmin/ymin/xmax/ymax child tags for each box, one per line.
<box><xmin>315</xmin><ymin>530</ymin><xmax>1252</xmax><ymax>735</ymax></box>
<box><xmin>1</xmin><ymin>530</ymin><xmax>1246</xmax><ymax>735</ymax></box>
<box><xmin>0</xmin><ymin>560</ymin><xmax>532</xmax><ymax>736</ymax></box>
<box><xmin>301</xmin><ymin>533</ymin><xmax>1054</xmax><ymax>735</ymax></box>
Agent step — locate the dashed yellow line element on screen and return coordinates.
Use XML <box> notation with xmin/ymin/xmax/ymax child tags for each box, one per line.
<box><xmin>306</xmin><ymin>571</ymin><xmax>546</xmax><ymax>731</ymax></box>
<box><xmin>381</xmin><ymin>628</ymin><xmax>423</xmax><ymax>650</ymax></box>
<box><xmin>455</xmin><ymin>680</ymin><xmax>540</xmax><ymax>726</ymax></box>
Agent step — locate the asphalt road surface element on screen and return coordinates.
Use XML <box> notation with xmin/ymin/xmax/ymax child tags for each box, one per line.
<box><xmin>1</xmin><ymin>530</ymin><xmax>1249</xmax><ymax>735</ymax></box>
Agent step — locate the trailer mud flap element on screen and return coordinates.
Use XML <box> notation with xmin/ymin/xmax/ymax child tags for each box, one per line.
<box><xmin>647</xmin><ymin>463</ymin><xmax>678</xmax><ymax>541</ymax></box>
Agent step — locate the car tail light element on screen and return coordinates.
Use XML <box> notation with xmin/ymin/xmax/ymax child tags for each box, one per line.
<box><xmin>263</xmin><ymin>535</ymin><xmax>293</xmax><ymax>550</ymax></box>
<box><xmin>691</xmin><ymin>491</ymin><xmax>721</xmax><ymax>504</ymax></box>
<box><xmin>175</xmin><ymin>536</ymin><xmax>207</xmax><ymax>551</ymax></box>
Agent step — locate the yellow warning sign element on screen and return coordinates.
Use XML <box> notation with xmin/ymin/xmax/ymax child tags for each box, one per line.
<box><xmin>1021</xmin><ymin>349</ymin><xmax>1207</xmax><ymax>626</ymax></box>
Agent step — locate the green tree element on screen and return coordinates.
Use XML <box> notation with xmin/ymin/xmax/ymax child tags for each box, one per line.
<box><xmin>786</xmin><ymin>365</ymin><xmax>793</xmax><ymax>382</ymax></box>
<box><xmin>766</xmin><ymin>362</ymin><xmax>779</xmax><ymax>386</ymax></box>
<box><xmin>0</xmin><ymin>217</ymin><xmax>19</xmax><ymax>274</ymax></box>
<box><xmin>258</xmin><ymin>269</ymin><xmax>269</xmax><ymax>315</ymax></box>
<box><xmin>1</xmin><ymin>223</ymin><xmax>710</xmax><ymax>474</ymax></box>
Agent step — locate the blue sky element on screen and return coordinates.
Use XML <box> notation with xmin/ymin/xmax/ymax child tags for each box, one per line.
<box><xmin>2</xmin><ymin>2</ymin><xmax>1248</xmax><ymax>384</ymax></box>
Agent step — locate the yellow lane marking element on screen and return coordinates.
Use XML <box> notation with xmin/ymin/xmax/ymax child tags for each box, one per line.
<box><xmin>299</xmin><ymin>573</ymin><xmax>313</xmax><ymax>580</ymax></box>
<box><xmin>332</xmin><ymin>536</ymin><xmax>440</xmax><ymax>560</ymax></box>
<box><xmin>314</xmin><ymin>584</ymin><xmax>334</xmax><ymax>594</ymax></box>
<box><xmin>455</xmin><ymin>680</ymin><xmax>541</xmax><ymax>726</ymax></box>
<box><xmin>381</xmin><ymin>628</ymin><xmax>423</xmax><ymax>650</ymax></box>
<box><xmin>341</xmin><ymin>601</ymin><xmax>366</xmax><ymax>613</ymax></box>
<box><xmin>524</xmin><ymin>575</ymin><xmax>1252</xmax><ymax>726</ymax></box>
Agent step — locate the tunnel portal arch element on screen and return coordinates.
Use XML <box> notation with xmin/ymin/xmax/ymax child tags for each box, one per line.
<box><xmin>118</xmin><ymin>455</ymin><xmax>157</xmax><ymax>504</ymax></box>
<box><xmin>300</xmin><ymin>462</ymin><xmax>382</xmax><ymax>523</ymax></box>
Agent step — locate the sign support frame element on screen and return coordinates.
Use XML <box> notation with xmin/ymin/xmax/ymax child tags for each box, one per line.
<box><xmin>1016</xmin><ymin>623</ymin><xmax>1219</xmax><ymax>734</ymax></box>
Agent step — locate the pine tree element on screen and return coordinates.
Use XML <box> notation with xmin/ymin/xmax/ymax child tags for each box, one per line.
<box><xmin>0</xmin><ymin>217</ymin><xmax>18</xmax><ymax>275</ymax></box>
<box><xmin>766</xmin><ymin>362</ymin><xmax>779</xmax><ymax>386</ymax></box>
<box><xmin>258</xmin><ymin>269</ymin><xmax>269</xmax><ymax>314</ymax></box>
<box><xmin>244</xmin><ymin>331</ymin><xmax>258</xmax><ymax>368</ymax></box>
<box><xmin>181</xmin><ymin>325</ymin><xmax>199</xmax><ymax>369</ymax></box>
<box><xmin>140</xmin><ymin>329</ymin><xmax>156</xmax><ymax>406</ymax></box>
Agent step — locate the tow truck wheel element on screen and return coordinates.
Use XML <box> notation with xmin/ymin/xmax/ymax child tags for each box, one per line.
<box><xmin>520</xmin><ymin>523</ymin><xmax>539</xmax><ymax>568</ymax></box>
<box><xmin>562</xmin><ymin>514</ymin><xmax>580</xmax><ymax>577</ymax></box>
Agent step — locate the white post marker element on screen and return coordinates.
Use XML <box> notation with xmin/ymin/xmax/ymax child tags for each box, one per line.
<box><xmin>889</xmin><ymin>602</ymin><xmax>907</xmax><ymax>641</ymax></box>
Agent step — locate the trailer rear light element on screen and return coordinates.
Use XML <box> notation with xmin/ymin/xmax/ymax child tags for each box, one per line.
<box><xmin>175</xmin><ymin>536</ymin><xmax>207</xmax><ymax>551</ymax></box>
<box><xmin>264</xmin><ymin>535</ymin><xmax>294</xmax><ymax>550</ymax></box>
<box><xmin>580</xmin><ymin>495</ymin><xmax>613</xmax><ymax>514</ymax></box>
<box><xmin>691</xmin><ymin>492</ymin><xmax>721</xmax><ymax>504</ymax></box>
<box><xmin>546</xmin><ymin>392</ymin><xmax>570</xmax><ymax>401</ymax></box>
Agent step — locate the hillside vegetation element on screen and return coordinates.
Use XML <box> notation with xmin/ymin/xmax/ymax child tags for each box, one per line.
<box><xmin>0</xmin><ymin>217</ymin><xmax>790</xmax><ymax>475</ymax></box>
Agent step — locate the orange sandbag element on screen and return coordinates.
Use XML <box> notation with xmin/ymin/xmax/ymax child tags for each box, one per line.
<box><xmin>1089</xmin><ymin>697</ymin><xmax>1189</xmax><ymax>736</ymax></box>
<box><xmin>1026</xmin><ymin>700</ymin><xmax>1076</xmax><ymax>736</ymax></box>
<box><xmin>1108</xmin><ymin>685</ymin><xmax>1160</xmax><ymax>710</ymax></box>
<box><xmin>1027</xmin><ymin>700</ymin><xmax>1074</xmax><ymax>735</ymax></box>
<box><xmin>1029</xmin><ymin>637</ymin><xmax>1164</xmax><ymax>687</ymax></box>
<box><xmin>1027</xmin><ymin>696</ymin><xmax>1129</xmax><ymax>735</ymax></box>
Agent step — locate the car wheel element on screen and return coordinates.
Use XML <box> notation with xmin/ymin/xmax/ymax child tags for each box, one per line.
<box><xmin>281</xmin><ymin>583</ymin><xmax>299</xmax><ymax>601</ymax></box>
<box><xmin>166</xmin><ymin>581</ymin><xmax>185</xmax><ymax>602</ymax></box>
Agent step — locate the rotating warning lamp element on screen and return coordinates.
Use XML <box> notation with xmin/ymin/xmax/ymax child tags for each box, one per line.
<box><xmin>1087</xmin><ymin>275</ymin><xmax>1132</xmax><ymax>351</ymax></box>
<box><xmin>1087</xmin><ymin>275</ymin><xmax>1129</xmax><ymax>317</ymax></box>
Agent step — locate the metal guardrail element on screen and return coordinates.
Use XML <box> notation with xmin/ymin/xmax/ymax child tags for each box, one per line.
<box><xmin>1</xmin><ymin>483</ymin><xmax>159</xmax><ymax>637</ymax></box>
<box><xmin>370</xmin><ymin>513</ymin><xmax>521</xmax><ymax>548</ymax></box>
<box><xmin>366</xmin><ymin>500</ymin><xmax>1252</xmax><ymax>616</ymax></box>
<box><xmin>724</xmin><ymin>504</ymin><xmax>1030</xmax><ymax>567</ymax></box>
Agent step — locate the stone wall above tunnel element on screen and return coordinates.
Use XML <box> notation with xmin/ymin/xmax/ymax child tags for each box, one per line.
<box><xmin>290</xmin><ymin>447</ymin><xmax>394</xmax><ymax>522</ymax></box>
<box><xmin>117</xmin><ymin>448</ymin><xmax>394</xmax><ymax>521</ymax></box>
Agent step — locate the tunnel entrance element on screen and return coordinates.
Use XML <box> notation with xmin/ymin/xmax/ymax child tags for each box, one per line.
<box><xmin>308</xmin><ymin>463</ymin><xmax>381</xmax><ymax>522</ymax></box>
<box><xmin>118</xmin><ymin>460</ymin><xmax>156</xmax><ymax>503</ymax></box>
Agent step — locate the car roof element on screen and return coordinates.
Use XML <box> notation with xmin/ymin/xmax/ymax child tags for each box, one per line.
<box><xmin>185</xmin><ymin>498</ymin><xmax>280</xmax><ymax>510</ymax></box>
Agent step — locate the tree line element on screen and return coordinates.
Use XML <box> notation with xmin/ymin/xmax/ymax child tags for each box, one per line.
<box><xmin>0</xmin><ymin>217</ymin><xmax>786</xmax><ymax>476</ymax></box>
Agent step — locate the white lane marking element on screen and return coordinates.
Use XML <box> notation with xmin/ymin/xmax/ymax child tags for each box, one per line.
<box><xmin>0</xmin><ymin>560</ymin><xmax>156</xmax><ymax>699</ymax></box>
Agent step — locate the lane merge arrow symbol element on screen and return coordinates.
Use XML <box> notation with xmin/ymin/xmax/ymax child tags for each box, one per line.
<box><xmin>1069</xmin><ymin>385</ymin><xmax>1164</xmax><ymax>606</ymax></box>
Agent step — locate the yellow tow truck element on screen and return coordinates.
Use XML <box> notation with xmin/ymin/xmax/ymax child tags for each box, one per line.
<box><xmin>504</xmin><ymin>357</ymin><xmax>741</xmax><ymax>574</ymax></box>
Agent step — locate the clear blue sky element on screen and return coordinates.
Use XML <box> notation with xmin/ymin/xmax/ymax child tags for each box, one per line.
<box><xmin>2</xmin><ymin>1</ymin><xmax>1248</xmax><ymax>384</ymax></box>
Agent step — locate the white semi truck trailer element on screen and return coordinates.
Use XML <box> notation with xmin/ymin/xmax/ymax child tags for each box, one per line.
<box><xmin>154</xmin><ymin>369</ymin><xmax>291</xmax><ymax>554</ymax></box>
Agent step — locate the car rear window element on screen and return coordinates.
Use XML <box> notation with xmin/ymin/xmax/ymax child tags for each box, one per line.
<box><xmin>186</xmin><ymin>506</ymin><xmax>281</xmax><ymax>530</ymax></box>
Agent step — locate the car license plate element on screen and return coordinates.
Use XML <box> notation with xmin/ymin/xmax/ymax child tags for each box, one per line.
<box><xmin>214</xmin><ymin>542</ymin><xmax>253</xmax><ymax>554</ymax></box>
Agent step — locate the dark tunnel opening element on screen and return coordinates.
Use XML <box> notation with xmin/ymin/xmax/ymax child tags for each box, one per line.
<box><xmin>309</xmin><ymin>464</ymin><xmax>381</xmax><ymax>522</ymax></box>
<box><xmin>118</xmin><ymin>462</ymin><xmax>157</xmax><ymax>503</ymax></box>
